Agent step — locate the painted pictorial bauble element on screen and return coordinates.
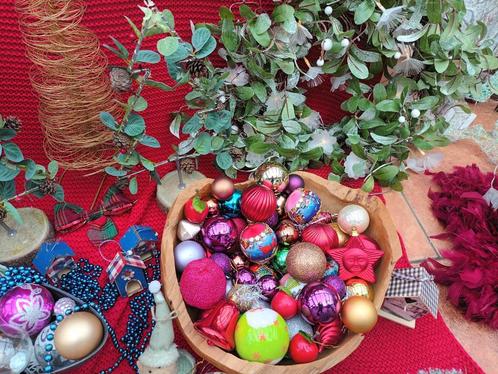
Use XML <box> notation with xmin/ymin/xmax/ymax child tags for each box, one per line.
<box><xmin>239</xmin><ymin>223</ymin><xmax>278</xmax><ymax>264</ymax></box>
<box><xmin>285</xmin><ymin>188</ymin><xmax>321</xmax><ymax>225</ymax></box>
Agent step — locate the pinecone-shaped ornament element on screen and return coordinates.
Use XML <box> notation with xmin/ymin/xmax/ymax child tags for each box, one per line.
<box><xmin>110</xmin><ymin>67</ymin><xmax>133</xmax><ymax>93</ymax></box>
<box><xmin>39</xmin><ymin>179</ymin><xmax>57</xmax><ymax>196</ymax></box>
<box><xmin>0</xmin><ymin>204</ymin><xmax>7</xmax><ymax>221</ymax></box>
<box><xmin>179</xmin><ymin>158</ymin><xmax>196</xmax><ymax>174</ymax></box>
<box><xmin>112</xmin><ymin>132</ymin><xmax>133</xmax><ymax>151</ymax></box>
<box><xmin>3</xmin><ymin>116</ymin><xmax>22</xmax><ymax>132</ymax></box>
<box><xmin>229</xmin><ymin>148</ymin><xmax>244</xmax><ymax>163</ymax></box>
<box><xmin>186</xmin><ymin>59</ymin><xmax>208</xmax><ymax>78</ymax></box>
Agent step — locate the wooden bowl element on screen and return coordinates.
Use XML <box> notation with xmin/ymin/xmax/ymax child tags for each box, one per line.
<box><xmin>161</xmin><ymin>172</ymin><xmax>402</xmax><ymax>374</ymax></box>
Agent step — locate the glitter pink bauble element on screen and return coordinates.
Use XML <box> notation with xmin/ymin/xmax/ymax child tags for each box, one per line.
<box><xmin>0</xmin><ymin>284</ymin><xmax>54</xmax><ymax>336</ymax></box>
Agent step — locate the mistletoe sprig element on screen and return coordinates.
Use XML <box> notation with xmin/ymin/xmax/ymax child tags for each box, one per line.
<box><xmin>0</xmin><ymin>115</ymin><xmax>63</xmax><ymax>224</ymax></box>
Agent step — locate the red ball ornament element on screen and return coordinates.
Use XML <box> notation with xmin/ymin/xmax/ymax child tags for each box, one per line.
<box><xmin>183</xmin><ymin>195</ymin><xmax>209</xmax><ymax>224</ymax></box>
<box><xmin>212</xmin><ymin>176</ymin><xmax>235</xmax><ymax>200</ymax></box>
<box><xmin>180</xmin><ymin>258</ymin><xmax>226</xmax><ymax>310</ymax></box>
<box><xmin>314</xmin><ymin>319</ymin><xmax>346</xmax><ymax>352</ymax></box>
<box><xmin>271</xmin><ymin>290</ymin><xmax>298</xmax><ymax>319</ymax></box>
<box><xmin>240</xmin><ymin>184</ymin><xmax>277</xmax><ymax>222</ymax></box>
<box><xmin>302</xmin><ymin>223</ymin><xmax>339</xmax><ymax>252</ymax></box>
<box><xmin>289</xmin><ymin>332</ymin><xmax>319</xmax><ymax>363</ymax></box>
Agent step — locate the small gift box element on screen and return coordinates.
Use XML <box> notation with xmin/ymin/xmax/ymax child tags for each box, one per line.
<box><xmin>382</xmin><ymin>267</ymin><xmax>438</xmax><ymax>321</ymax></box>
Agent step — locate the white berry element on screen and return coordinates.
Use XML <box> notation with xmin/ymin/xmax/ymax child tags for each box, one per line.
<box><xmin>341</xmin><ymin>38</ymin><xmax>350</xmax><ymax>48</ymax></box>
<box><xmin>398</xmin><ymin>115</ymin><xmax>406</xmax><ymax>123</ymax></box>
<box><xmin>394</xmin><ymin>51</ymin><xmax>402</xmax><ymax>59</ymax></box>
<box><xmin>411</xmin><ymin>109</ymin><xmax>421</xmax><ymax>118</ymax></box>
<box><xmin>324</xmin><ymin>6</ymin><xmax>333</xmax><ymax>15</ymax></box>
<box><xmin>316</xmin><ymin>58</ymin><xmax>325</xmax><ymax>67</ymax></box>
<box><xmin>321</xmin><ymin>38</ymin><xmax>333</xmax><ymax>51</ymax></box>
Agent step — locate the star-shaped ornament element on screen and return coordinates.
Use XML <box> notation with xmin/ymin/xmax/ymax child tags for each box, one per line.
<box><xmin>328</xmin><ymin>234</ymin><xmax>383</xmax><ymax>283</ymax></box>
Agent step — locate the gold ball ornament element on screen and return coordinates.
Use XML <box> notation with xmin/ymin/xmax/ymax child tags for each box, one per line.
<box><xmin>337</xmin><ymin>204</ymin><xmax>370</xmax><ymax>234</ymax></box>
<box><xmin>346</xmin><ymin>278</ymin><xmax>374</xmax><ymax>301</ymax></box>
<box><xmin>342</xmin><ymin>296</ymin><xmax>378</xmax><ymax>333</ymax></box>
<box><xmin>286</xmin><ymin>242</ymin><xmax>327</xmax><ymax>283</ymax></box>
<box><xmin>54</xmin><ymin>311</ymin><xmax>104</xmax><ymax>360</ymax></box>
<box><xmin>254</xmin><ymin>162</ymin><xmax>289</xmax><ymax>193</ymax></box>
<box><xmin>330</xmin><ymin>222</ymin><xmax>349</xmax><ymax>247</ymax></box>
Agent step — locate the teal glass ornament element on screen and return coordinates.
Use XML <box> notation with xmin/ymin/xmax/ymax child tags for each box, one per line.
<box><xmin>271</xmin><ymin>246</ymin><xmax>289</xmax><ymax>274</ymax></box>
<box><xmin>219</xmin><ymin>189</ymin><xmax>242</xmax><ymax>218</ymax></box>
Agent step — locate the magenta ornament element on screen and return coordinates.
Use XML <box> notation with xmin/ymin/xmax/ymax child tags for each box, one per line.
<box><xmin>265</xmin><ymin>211</ymin><xmax>279</xmax><ymax>228</ymax></box>
<box><xmin>235</xmin><ymin>268</ymin><xmax>256</xmax><ymax>285</ymax></box>
<box><xmin>257</xmin><ymin>275</ymin><xmax>279</xmax><ymax>300</ymax></box>
<box><xmin>298</xmin><ymin>282</ymin><xmax>341</xmax><ymax>325</ymax></box>
<box><xmin>0</xmin><ymin>284</ymin><xmax>54</xmax><ymax>336</ymax></box>
<box><xmin>285</xmin><ymin>174</ymin><xmax>305</xmax><ymax>194</ymax></box>
<box><xmin>323</xmin><ymin>275</ymin><xmax>347</xmax><ymax>299</ymax></box>
<box><xmin>201</xmin><ymin>216</ymin><xmax>237</xmax><ymax>253</ymax></box>
<box><xmin>210</xmin><ymin>253</ymin><xmax>232</xmax><ymax>275</ymax></box>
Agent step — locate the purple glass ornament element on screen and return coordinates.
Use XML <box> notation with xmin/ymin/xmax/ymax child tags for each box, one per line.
<box><xmin>323</xmin><ymin>275</ymin><xmax>347</xmax><ymax>299</ymax></box>
<box><xmin>285</xmin><ymin>174</ymin><xmax>305</xmax><ymax>194</ymax></box>
<box><xmin>53</xmin><ymin>297</ymin><xmax>76</xmax><ymax>316</ymax></box>
<box><xmin>201</xmin><ymin>216</ymin><xmax>237</xmax><ymax>253</ymax></box>
<box><xmin>257</xmin><ymin>275</ymin><xmax>279</xmax><ymax>300</ymax></box>
<box><xmin>210</xmin><ymin>253</ymin><xmax>232</xmax><ymax>275</ymax></box>
<box><xmin>235</xmin><ymin>268</ymin><xmax>256</xmax><ymax>285</ymax></box>
<box><xmin>265</xmin><ymin>211</ymin><xmax>279</xmax><ymax>228</ymax></box>
<box><xmin>0</xmin><ymin>284</ymin><xmax>54</xmax><ymax>336</ymax></box>
<box><xmin>298</xmin><ymin>282</ymin><xmax>341</xmax><ymax>324</ymax></box>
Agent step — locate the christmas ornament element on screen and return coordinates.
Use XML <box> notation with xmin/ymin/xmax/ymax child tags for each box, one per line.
<box><xmin>276</xmin><ymin>195</ymin><xmax>286</xmax><ymax>216</ymax></box>
<box><xmin>329</xmin><ymin>234</ymin><xmax>383</xmax><ymax>283</ymax></box>
<box><xmin>210</xmin><ymin>253</ymin><xmax>232</xmax><ymax>275</ymax></box>
<box><xmin>194</xmin><ymin>300</ymin><xmax>239</xmax><ymax>351</ymax></box>
<box><xmin>337</xmin><ymin>204</ymin><xmax>370</xmax><ymax>234</ymax></box>
<box><xmin>234</xmin><ymin>308</ymin><xmax>289</xmax><ymax>364</ymax></box>
<box><xmin>286</xmin><ymin>243</ymin><xmax>327</xmax><ymax>283</ymax></box>
<box><xmin>0</xmin><ymin>284</ymin><xmax>54</xmax><ymax>336</ymax></box>
<box><xmin>235</xmin><ymin>268</ymin><xmax>256</xmax><ymax>285</ymax></box>
<box><xmin>231</xmin><ymin>253</ymin><xmax>249</xmax><ymax>271</ymax></box>
<box><xmin>285</xmin><ymin>188</ymin><xmax>321</xmax><ymax>225</ymax></box>
<box><xmin>341</xmin><ymin>296</ymin><xmax>378</xmax><ymax>333</ymax></box>
<box><xmin>227</xmin><ymin>285</ymin><xmax>262</xmax><ymax>312</ymax></box>
<box><xmin>323</xmin><ymin>275</ymin><xmax>347</xmax><ymax>299</ymax></box>
<box><xmin>53</xmin><ymin>297</ymin><xmax>76</xmax><ymax>316</ymax></box>
<box><xmin>298</xmin><ymin>282</ymin><xmax>341</xmax><ymax>324</ymax></box>
<box><xmin>275</xmin><ymin>220</ymin><xmax>299</xmax><ymax>245</ymax></box>
<box><xmin>54</xmin><ymin>311</ymin><xmax>104</xmax><ymax>360</ymax></box>
<box><xmin>285</xmin><ymin>174</ymin><xmax>305</xmax><ymax>194</ymax></box>
<box><xmin>231</xmin><ymin>217</ymin><xmax>247</xmax><ymax>236</ymax></box>
<box><xmin>225</xmin><ymin>278</ymin><xmax>234</xmax><ymax>295</ymax></box>
<box><xmin>0</xmin><ymin>331</ymin><xmax>33</xmax><ymax>374</ymax></box>
<box><xmin>212</xmin><ymin>176</ymin><xmax>234</xmax><ymax>201</ymax></box>
<box><xmin>240</xmin><ymin>223</ymin><xmax>278</xmax><ymax>264</ymax></box>
<box><xmin>301</xmin><ymin>223</ymin><xmax>339</xmax><ymax>252</ymax></box>
<box><xmin>201</xmin><ymin>217</ymin><xmax>237</xmax><ymax>253</ymax></box>
<box><xmin>34</xmin><ymin>325</ymin><xmax>73</xmax><ymax>368</ymax></box>
<box><xmin>330</xmin><ymin>222</ymin><xmax>349</xmax><ymax>247</ymax></box>
<box><xmin>206</xmin><ymin>198</ymin><xmax>219</xmax><ymax>216</ymax></box>
<box><xmin>346</xmin><ymin>278</ymin><xmax>374</xmax><ymax>301</ymax></box>
<box><xmin>257</xmin><ymin>275</ymin><xmax>279</xmax><ymax>300</ymax></box>
<box><xmin>254</xmin><ymin>163</ymin><xmax>289</xmax><ymax>193</ymax></box>
<box><xmin>286</xmin><ymin>315</ymin><xmax>313</xmax><ymax>340</ymax></box>
<box><xmin>271</xmin><ymin>291</ymin><xmax>298</xmax><ymax>319</ymax></box>
<box><xmin>219</xmin><ymin>190</ymin><xmax>242</xmax><ymax>218</ymax></box>
<box><xmin>314</xmin><ymin>319</ymin><xmax>346</xmax><ymax>352</ymax></box>
<box><xmin>266</xmin><ymin>211</ymin><xmax>279</xmax><ymax>228</ymax></box>
<box><xmin>323</xmin><ymin>258</ymin><xmax>340</xmax><ymax>277</ymax></box>
<box><xmin>183</xmin><ymin>195</ymin><xmax>208</xmax><ymax>224</ymax></box>
<box><xmin>174</xmin><ymin>240</ymin><xmax>206</xmax><ymax>273</ymax></box>
<box><xmin>251</xmin><ymin>264</ymin><xmax>276</xmax><ymax>280</ymax></box>
<box><xmin>279</xmin><ymin>274</ymin><xmax>306</xmax><ymax>297</ymax></box>
<box><xmin>241</xmin><ymin>185</ymin><xmax>277</xmax><ymax>222</ymax></box>
<box><xmin>309</xmin><ymin>211</ymin><xmax>334</xmax><ymax>225</ymax></box>
<box><xmin>271</xmin><ymin>246</ymin><xmax>290</xmax><ymax>274</ymax></box>
<box><xmin>289</xmin><ymin>332</ymin><xmax>319</xmax><ymax>363</ymax></box>
<box><xmin>176</xmin><ymin>220</ymin><xmax>201</xmax><ymax>241</ymax></box>
<box><xmin>179</xmin><ymin>258</ymin><xmax>226</xmax><ymax>310</ymax></box>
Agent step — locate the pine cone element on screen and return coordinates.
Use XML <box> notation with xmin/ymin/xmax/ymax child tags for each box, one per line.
<box><xmin>186</xmin><ymin>59</ymin><xmax>208</xmax><ymax>78</ymax></box>
<box><xmin>0</xmin><ymin>204</ymin><xmax>6</xmax><ymax>221</ymax></box>
<box><xmin>229</xmin><ymin>148</ymin><xmax>244</xmax><ymax>163</ymax></box>
<box><xmin>110</xmin><ymin>67</ymin><xmax>132</xmax><ymax>93</ymax></box>
<box><xmin>3</xmin><ymin>116</ymin><xmax>21</xmax><ymax>132</ymax></box>
<box><xmin>112</xmin><ymin>132</ymin><xmax>132</xmax><ymax>150</ymax></box>
<box><xmin>39</xmin><ymin>179</ymin><xmax>57</xmax><ymax>195</ymax></box>
<box><xmin>179</xmin><ymin>158</ymin><xmax>196</xmax><ymax>174</ymax></box>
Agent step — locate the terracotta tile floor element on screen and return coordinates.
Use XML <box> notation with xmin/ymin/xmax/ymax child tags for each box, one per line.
<box><xmin>384</xmin><ymin>101</ymin><xmax>497</xmax><ymax>373</ymax></box>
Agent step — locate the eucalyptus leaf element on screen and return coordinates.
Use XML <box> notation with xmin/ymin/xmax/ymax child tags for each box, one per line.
<box><xmin>354</xmin><ymin>0</ymin><xmax>374</xmax><ymax>25</ymax></box>
<box><xmin>48</xmin><ymin>160</ymin><xmax>58</xmax><ymax>178</ymax></box>
<box><xmin>100</xmin><ymin>112</ymin><xmax>117</xmax><ymax>131</ymax></box>
<box><xmin>3</xmin><ymin>201</ymin><xmax>22</xmax><ymax>224</ymax></box>
<box><xmin>375</xmin><ymin>99</ymin><xmax>401</xmax><ymax>112</ymax></box>
<box><xmin>139</xmin><ymin>134</ymin><xmax>161</xmax><ymax>148</ymax></box>
<box><xmin>183</xmin><ymin>114</ymin><xmax>201</xmax><ymax>135</ymax></box>
<box><xmin>0</xmin><ymin>181</ymin><xmax>15</xmax><ymax>200</ymax></box>
<box><xmin>157</xmin><ymin>36</ymin><xmax>179</xmax><ymax>57</ymax></box>
<box><xmin>194</xmin><ymin>132</ymin><xmax>212</xmax><ymax>155</ymax></box>
<box><xmin>371</xmin><ymin>133</ymin><xmax>398</xmax><ymax>145</ymax></box>
<box><xmin>216</xmin><ymin>152</ymin><xmax>233</xmax><ymax>170</ymax></box>
<box><xmin>136</xmin><ymin>50</ymin><xmax>161</xmax><ymax>64</ymax></box>
<box><xmin>195</xmin><ymin>37</ymin><xmax>217</xmax><ymax>58</ymax></box>
<box><xmin>192</xmin><ymin>27</ymin><xmax>212</xmax><ymax>51</ymax></box>
<box><xmin>170</xmin><ymin>113</ymin><xmax>182</xmax><ymax>138</ymax></box>
<box><xmin>283</xmin><ymin>120</ymin><xmax>301</xmax><ymax>134</ymax></box>
<box><xmin>347</xmin><ymin>54</ymin><xmax>369</xmax><ymax>79</ymax></box>
<box><xmin>105</xmin><ymin>167</ymin><xmax>127</xmax><ymax>177</ymax></box>
<box><xmin>125</xmin><ymin>114</ymin><xmax>146</xmax><ymax>136</ymax></box>
<box><xmin>3</xmin><ymin>143</ymin><xmax>23</xmax><ymax>163</ymax></box>
<box><xmin>129</xmin><ymin>177</ymin><xmax>138</xmax><ymax>195</ymax></box>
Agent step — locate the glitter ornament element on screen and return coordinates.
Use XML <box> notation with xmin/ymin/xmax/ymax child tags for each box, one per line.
<box><xmin>279</xmin><ymin>274</ymin><xmax>306</xmax><ymax>297</ymax></box>
<box><xmin>330</xmin><ymin>222</ymin><xmax>349</xmax><ymax>247</ymax></box>
<box><xmin>174</xmin><ymin>240</ymin><xmax>206</xmax><ymax>272</ymax></box>
<box><xmin>180</xmin><ymin>259</ymin><xmax>226</xmax><ymax>310</ymax></box>
<box><xmin>227</xmin><ymin>285</ymin><xmax>262</xmax><ymax>312</ymax></box>
<box><xmin>254</xmin><ymin>163</ymin><xmax>289</xmax><ymax>193</ymax></box>
<box><xmin>302</xmin><ymin>223</ymin><xmax>339</xmax><ymax>252</ymax></box>
<box><xmin>241</xmin><ymin>185</ymin><xmax>277</xmax><ymax>222</ymax></box>
<box><xmin>177</xmin><ymin>220</ymin><xmax>201</xmax><ymax>241</ymax></box>
<box><xmin>219</xmin><ymin>190</ymin><xmax>242</xmax><ymax>218</ymax></box>
<box><xmin>275</xmin><ymin>220</ymin><xmax>299</xmax><ymax>245</ymax></box>
<box><xmin>285</xmin><ymin>188</ymin><xmax>321</xmax><ymax>225</ymax></box>
<box><xmin>34</xmin><ymin>325</ymin><xmax>74</xmax><ymax>368</ymax></box>
<box><xmin>346</xmin><ymin>278</ymin><xmax>374</xmax><ymax>301</ymax></box>
<box><xmin>257</xmin><ymin>275</ymin><xmax>279</xmax><ymax>300</ymax></box>
<box><xmin>212</xmin><ymin>176</ymin><xmax>234</xmax><ymax>201</ymax></box>
<box><xmin>240</xmin><ymin>223</ymin><xmax>278</xmax><ymax>264</ymax></box>
<box><xmin>0</xmin><ymin>284</ymin><xmax>54</xmax><ymax>336</ymax></box>
<box><xmin>342</xmin><ymin>296</ymin><xmax>378</xmax><ymax>333</ymax></box>
<box><xmin>298</xmin><ymin>282</ymin><xmax>341</xmax><ymax>324</ymax></box>
<box><xmin>286</xmin><ymin>243</ymin><xmax>327</xmax><ymax>283</ymax></box>
<box><xmin>53</xmin><ymin>297</ymin><xmax>76</xmax><ymax>316</ymax></box>
<box><xmin>201</xmin><ymin>217</ymin><xmax>237</xmax><ymax>253</ymax></box>
<box><xmin>234</xmin><ymin>308</ymin><xmax>289</xmax><ymax>364</ymax></box>
<box><xmin>235</xmin><ymin>268</ymin><xmax>256</xmax><ymax>285</ymax></box>
<box><xmin>314</xmin><ymin>319</ymin><xmax>346</xmax><ymax>352</ymax></box>
<box><xmin>210</xmin><ymin>253</ymin><xmax>232</xmax><ymax>275</ymax></box>
<box><xmin>323</xmin><ymin>275</ymin><xmax>347</xmax><ymax>299</ymax></box>
<box><xmin>286</xmin><ymin>315</ymin><xmax>313</xmax><ymax>340</ymax></box>
<box><xmin>271</xmin><ymin>246</ymin><xmax>290</xmax><ymax>274</ymax></box>
<box><xmin>337</xmin><ymin>204</ymin><xmax>370</xmax><ymax>234</ymax></box>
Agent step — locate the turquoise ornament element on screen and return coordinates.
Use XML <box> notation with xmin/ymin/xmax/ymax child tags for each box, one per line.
<box><xmin>219</xmin><ymin>190</ymin><xmax>242</xmax><ymax>218</ymax></box>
